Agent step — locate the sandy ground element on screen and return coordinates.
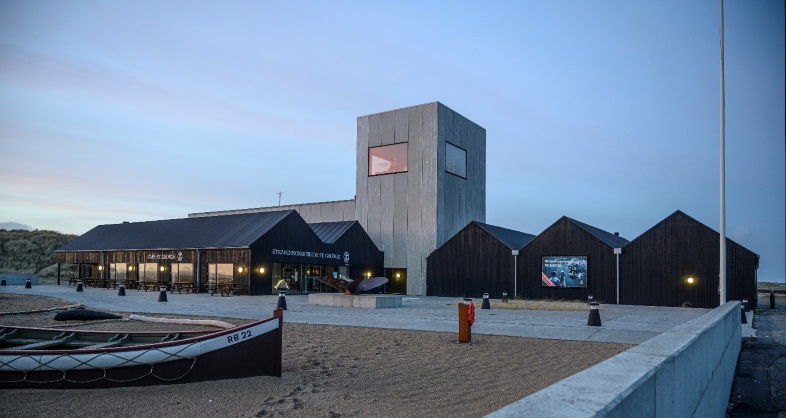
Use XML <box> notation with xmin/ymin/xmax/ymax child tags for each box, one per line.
<box><xmin>0</xmin><ymin>294</ymin><xmax>632</xmax><ymax>418</ymax></box>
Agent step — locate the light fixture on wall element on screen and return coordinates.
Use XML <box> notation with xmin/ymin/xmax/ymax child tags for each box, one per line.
<box><xmin>238</xmin><ymin>267</ymin><xmax>244</xmax><ymax>273</ymax></box>
<box><xmin>129</xmin><ymin>266</ymin><xmax>134</xmax><ymax>271</ymax></box>
<box><xmin>396</xmin><ymin>273</ymin><xmax>401</xmax><ymax>279</ymax></box>
<box><xmin>366</xmin><ymin>272</ymin><xmax>372</xmax><ymax>278</ymax></box>
<box><xmin>160</xmin><ymin>266</ymin><xmax>165</xmax><ymax>272</ymax></box>
<box><xmin>98</xmin><ymin>266</ymin><xmax>103</xmax><ymax>271</ymax></box>
<box><xmin>259</xmin><ymin>267</ymin><xmax>265</xmax><ymax>274</ymax></box>
<box><xmin>687</xmin><ymin>277</ymin><xmax>695</xmax><ymax>284</ymax></box>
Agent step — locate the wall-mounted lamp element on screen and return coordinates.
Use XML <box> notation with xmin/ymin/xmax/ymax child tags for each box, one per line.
<box><xmin>259</xmin><ymin>267</ymin><xmax>265</xmax><ymax>274</ymax></box>
<box><xmin>396</xmin><ymin>273</ymin><xmax>401</xmax><ymax>278</ymax></box>
<box><xmin>238</xmin><ymin>267</ymin><xmax>244</xmax><ymax>273</ymax></box>
<box><xmin>366</xmin><ymin>272</ymin><xmax>372</xmax><ymax>278</ymax></box>
<box><xmin>98</xmin><ymin>265</ymin><xmax>103</xmax><ymax>271</ymax></box>
<box><xmin>128</xmin><ymin>266</ymin><xmax>134</xmax><ymax>271</ymax></box>
<box><xmin>687</xmin><ymin>277</ymin><xmax>695</xmax><ymax>284</ymax></box>
<box><xmin>160</xmin><ymin>266</ymin><xmax>165</xmax><ymax>272</ymax></box>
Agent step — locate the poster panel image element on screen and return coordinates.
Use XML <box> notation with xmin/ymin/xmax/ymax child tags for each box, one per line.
<box><xmin>541</xmin><ymin>256</ymin><xmax>587</xmax><ymax>287</ymax></box>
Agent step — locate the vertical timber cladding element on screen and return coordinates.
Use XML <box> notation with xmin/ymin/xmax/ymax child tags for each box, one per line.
<box><xmin>427</xmin><ymin>222</ymin><xmax>516</xmax><ymax>298</ymax></box>
<box><xmin>620</xmin><ymin>210</ymin><xmax>759</xmax><ymax>309</ymax></box>
<box><xmin>521</xmin><ymin>217</ymin><xmax>621</xmax><ymax>303</ymax></box>
<box><xmin>357</xmin><ymin>102</ymin><xmax>486</xmax><ymax>296</ymax></box>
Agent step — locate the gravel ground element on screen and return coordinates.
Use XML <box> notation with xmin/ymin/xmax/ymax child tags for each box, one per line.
<box><xmin>0</xmin><ymin>294</ymin><xmax>632</xmax><ymax>418</ymax></box>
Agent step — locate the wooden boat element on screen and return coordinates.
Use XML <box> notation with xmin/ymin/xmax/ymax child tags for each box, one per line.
<box><xmin>0</xmin><ymin>309</ymin><xmax>283</xmax><ymax>389</ymax></box>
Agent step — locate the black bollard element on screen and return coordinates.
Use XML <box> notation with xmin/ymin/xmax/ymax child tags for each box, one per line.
<box><xmin>76</xmin><ymin>281</ymin><xmax>83</xmax><ymax>292</ymax></box>
<box><xmin>118</xmin><ymin>284</ymin><xmax>126</xmax><ymax>296</ymax></box>
<box><xmin>741</xmin><ymin>304</ymin><xmax>747</xmax><ymax>324</ymax></box>
<box><xmin>771</xmin><ymin>290</ymin><xmax>776</xmax><ymax>310</ymax></box>
<box><xmin>1</xmin><ymin>278</ymin><xmax>6</xmax><ymax>286</ymax></box>
<box><xmin>25</xmin><ymin>279</ymin><xmax>32</xmax><ymax>289</ymax></box>
<box><xmin>276</xmin><ymin>291</ymin><xmax>287</xmax><ymax>310</ymax></box>
<box><xmin>158</xmin><ymin>286</ymin><xmax>168</xmax><ymax>302</ymax></box>
<box><xmin>587</xmin><ymin>302</ymin><xmax>602</xmax><ymax>326</ymax></box>
<box><xmin>481</xmin><ymin>293</ymin><xmax>490</xmax><ymax>309</ymax></box>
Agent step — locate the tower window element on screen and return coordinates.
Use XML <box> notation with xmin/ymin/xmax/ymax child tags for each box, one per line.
<box><xmin>446</xmin><ymin>143</ymin><xmax>467</xmax><ymax>178</ymax></box>
<box><xmin>369</xmin><ymin>143</ymin><xmax>408</xmax><ymax>176</ymax></box>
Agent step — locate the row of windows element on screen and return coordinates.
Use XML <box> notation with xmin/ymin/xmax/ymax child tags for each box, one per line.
<box><xmin>108</xmin><ymin>262</ymin><xmax>231</xmax><ymax>284</ymax></box>
<box><xmin>368</xmin><ymin>142</ymin><xmax>467</xmax><ymax>178</ymax></box>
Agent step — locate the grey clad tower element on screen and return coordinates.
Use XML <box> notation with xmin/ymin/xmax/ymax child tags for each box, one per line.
<box><xmin>356</xmin><ymin>102</ymin><xmax>486</xmax><ymax>295</ymax></box>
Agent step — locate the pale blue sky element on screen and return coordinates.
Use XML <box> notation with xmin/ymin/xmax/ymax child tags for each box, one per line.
<box><xmin>1</xmin><ymin>1</ymin><xmax>783</xmax><ymax>283</ymax></box>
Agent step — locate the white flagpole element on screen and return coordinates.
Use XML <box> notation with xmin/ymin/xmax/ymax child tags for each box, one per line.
<box><xmin>719</xmin><ymin>0</ymin><xmax>727</xmax><ymax>305</ymax></box>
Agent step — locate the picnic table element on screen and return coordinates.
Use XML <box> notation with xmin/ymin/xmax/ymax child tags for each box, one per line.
<box><xmin>137</xmin><ymin>281</ymin><xmax>164</xmax><ymax>291</ymax></box>
<box><xmin>170</xmin><ymin>282</ymin><xmax>196</xmax><ymax>294</ymax></box>
<box><xmin>206</xmin><ymin>283</ymin><xmax>242</xmax><ymax>296</ymax></box>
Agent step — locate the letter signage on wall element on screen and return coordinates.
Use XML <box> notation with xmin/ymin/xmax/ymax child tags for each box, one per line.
<box><xmin>272</xmin><ymin>249</ymin><xmax>349</xmax><ymax>265</ymax></box>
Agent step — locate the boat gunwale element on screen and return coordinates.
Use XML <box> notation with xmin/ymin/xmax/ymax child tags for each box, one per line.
<box><xmin>0</xmin><ymin>314</ymin><xmax>280</xmax><ymax>356</ymax></box>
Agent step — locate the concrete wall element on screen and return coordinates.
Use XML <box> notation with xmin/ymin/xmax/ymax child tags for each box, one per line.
<box><xmin>488</xmin><ymin>301</ymin><xmax>742</xmax><ymax>418</ymax></box>
<box><xmin>357</xmin><ymin>102</ymin><xmax>485</xmax><ymax>295</ymax></box>
<box><xmin>188</xmin><ymin>200</ymin><xmax>356</xmax><ymax>224</ymax></box>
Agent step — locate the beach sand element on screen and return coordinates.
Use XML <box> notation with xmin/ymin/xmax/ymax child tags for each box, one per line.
<box><xmin>0</xmin><ymin>294</ymin><xmax>632</xmax><ymax>417</ymax></box>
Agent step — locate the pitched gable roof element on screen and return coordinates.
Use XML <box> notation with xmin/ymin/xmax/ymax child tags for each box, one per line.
<box><xmin>56</xmin><ymin>210</ymin><xmax>295</xmax><ymax>252</ymax></box>
<box><xmin>309</xmin><ymin>221</ymin><xmax>356</xmax><ymax>244</ymax></box>
<box><xmin>565</xmin><ymin>217</ymin><xmax>630</xmax><ymax>248</ymax></box>
<box><xmin>475</xmin><ymin>222</ymin><xmax>536</xmax><ymax>250</ymax></box>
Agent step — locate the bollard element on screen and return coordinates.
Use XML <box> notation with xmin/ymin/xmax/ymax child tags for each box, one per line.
<box><xmin>501</xmin><ymin>291</ymin><xmax>508</xmax><ymax>303</ymax></box>
<box><xmin>76</xmin><ymin>280</ymin><xmax>83</xmax><ymax>292</ymax></box>
<box><xmin>25</xmin><ymin>279</ymin><xmax>32</xmax><ymax>289</ymax></box>
<box><xmin>481</xmin><ymin>293</ymin><xmax>490</xmax><ymax>309</ymax></box>
<box><xmin>276</xmin><ymin>291</ymin><xmax>287</xmax><ymax>310</ymax></box>
<box><xmin>587</xmin><ymin>301</ymin><xmax>601</xmax><ymax>326</ymax></box>
<box><xmin>771</xmin><ymin>290</ymin><xmax>776</xmax><ymax>310</ymax></box>
<box><xmin>158</xmin><ymin>286</ymin><xmax>168</xmax><ymax>302</ymax></box>
<box><xmin>458</xmin><ymin>298</ymin><xmax>474</xmax><ymax>343</ymax></box>
<box><xmin>118</xmin><ymin>284</ymin><xmax>126</xmax><ymax>296</ymax></box>
<box><xmin>741</xmin><ymin>304</ymin><xmax>747</xmax><ymax>324</ymax></box>
<box><xmin>0</xmin><ymin>278</ymin><xmax>6</xmax><ymax>286</ymax></box>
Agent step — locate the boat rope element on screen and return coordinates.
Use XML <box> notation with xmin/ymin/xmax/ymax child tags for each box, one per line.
<box><xmin>0</xmin><ymin>342</ymin><xmax>201</xmax><ymax>384</ymax></box>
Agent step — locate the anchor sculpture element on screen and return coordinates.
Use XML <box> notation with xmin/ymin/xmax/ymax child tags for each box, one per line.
<box><xmin>316</xmin><ymin>275</ymin><xmax>388</xmax><ymax>295</ymax></box>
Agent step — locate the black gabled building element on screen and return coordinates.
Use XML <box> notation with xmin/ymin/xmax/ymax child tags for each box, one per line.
<box><xmin>520</xmin><ymin>216</ymin><xmax>630</xmax><ymax>302</ymax></box>
<box><xmin>55</xmin><ymin>210</ymin><xmax>383</xmax><ymax>295</ymax></box>
<box><xmin>427</xmin><ymin>221</ymin><xmax>535</xmax><ymax>298</ymax></box>
<box><xmin>620</xmin><ymin>210</ymin><xmax>759</xmax><ymax>309</ymax></box>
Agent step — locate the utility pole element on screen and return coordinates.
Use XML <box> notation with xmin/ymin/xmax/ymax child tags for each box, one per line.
<box><xmin>277</xmin><ymin>192</ymin><xmax>283</xmax><ymax>206</ymax></box>
<box><xmin>719</xmin><ymin>0</ymin><xmax>727</xmax><ymax>305</ymax></box>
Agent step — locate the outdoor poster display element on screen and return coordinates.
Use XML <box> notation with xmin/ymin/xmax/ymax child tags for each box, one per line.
<box><xmin>541</xmin><ymin>256</ymin><xmax>587</xmax><ymax>287</ymax></box>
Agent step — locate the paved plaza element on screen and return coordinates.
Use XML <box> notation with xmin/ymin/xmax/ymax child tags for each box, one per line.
<box><xmin>0</xmin><ymin>284</ymin><xmax>750</xmax><ymax>345</ymax></box>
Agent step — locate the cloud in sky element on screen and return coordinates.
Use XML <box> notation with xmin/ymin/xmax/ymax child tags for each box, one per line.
<box><xmin>0</xmin><ymin>0</ymin><xmax>783</xmax><ymax>283</ymax></box>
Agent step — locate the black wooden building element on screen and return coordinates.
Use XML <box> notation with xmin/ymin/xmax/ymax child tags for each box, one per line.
<box><xmin>426</xmin><ymin>221</ymin><xmax>535</xmax><ymax>298</ymax></box>
<box><xmin>620</xmin><ymin>210</ymin><xmax>759</xmax><ymax>309</ymax></box>
<box><xmin>519</xmin><ymin>216</ymin><xmax>630</xmax><ymax>302</ymax></box>
<box><xmin>55</xmin><ymin>210</ymin><xmax>383</xmax><ymax>295</ymax></box>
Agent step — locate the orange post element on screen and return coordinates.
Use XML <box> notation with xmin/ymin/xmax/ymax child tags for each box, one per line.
<box><xmin>458</xmin><ymin>303</ymin><xmax>471</xmax><ymax>343</ymax></box>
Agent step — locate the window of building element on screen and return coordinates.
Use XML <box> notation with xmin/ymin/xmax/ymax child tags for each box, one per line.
<box><xmin>369</xmin><ymin>143</ymin><xmax>408</xmax><ymax>176</ymax></box>
<box><xmin>446</xmin><ymin>143</ymin><xmax>467</xmax><ymax>178</ymax></box>
<box><xmin>208</xmin><ymin>263</ymin><xmax>233</xmax><ymax>285</ymax></box>
<box><xmin>139</xmin><ymin>263</ymin><xmax>158</xmax><ymax>282</ymax></box>
<box><xmin>109</xmin><ymin>263</ymin><xmax>127</xmax><ymax>282</ymax></box>
<box><xmin>171</xmin><ymin>263</ymin><xmax>194</xmax><ymax>284</ymax></box>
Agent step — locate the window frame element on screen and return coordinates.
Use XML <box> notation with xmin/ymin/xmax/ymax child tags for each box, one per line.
<box><xmin>368</xmin><ymin>143</ymin><xmax>408</xmax><ymax>176</ymax></box>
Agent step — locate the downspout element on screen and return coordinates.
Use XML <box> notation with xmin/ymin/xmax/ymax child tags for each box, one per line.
<box><xmin>196</xmin><ymin>249</ymin><xmax>201</xmax><ymax>291</ymax></box>
<box><xmin>614</xmin><ymin>248</ymin><xmax>622</xmax><ymax>305</ymax></box>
